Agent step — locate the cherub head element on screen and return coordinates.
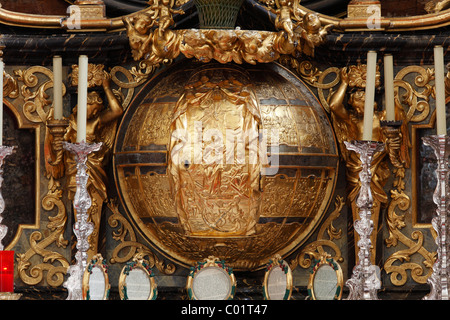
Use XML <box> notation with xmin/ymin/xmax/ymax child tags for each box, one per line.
<box><xmin>347</xmin><ymin>89</ymin><xmax>378</xmax><ymax>116</ymax></box>
<box><xmin>86</xmin><ymin>92</ymin><xmax>104</xmax><ymax>119</ymax></box>
<box><xmin>133</xmin><ymin>13</ymin><xmax>152</xmax><ymax>34</ymax></box>
<box><xmin>303</xmin><ymin>13</ymin><xmax>321</xmax><ymax>33</ymax></box>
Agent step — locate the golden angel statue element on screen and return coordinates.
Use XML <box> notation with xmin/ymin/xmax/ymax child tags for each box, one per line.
<box><xmin>123</xmin><ymin>0</ymin><xmax>184</xmax><ymax>62</ymax></box>
<box><xmin>46</xmin><ymin>72</ymin><xmax>123</xmax><ymax>260</ymax></box>
<box><xmin>329</xmin><ymin>63</ymin><xmax>410</xmax><ymax>264</ymax></box>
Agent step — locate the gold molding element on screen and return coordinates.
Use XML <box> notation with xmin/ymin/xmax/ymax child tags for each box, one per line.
<box><xmin>0</xmin><ymin>0</ymin><xmax>449</xmax><ymax>33</ymax></box>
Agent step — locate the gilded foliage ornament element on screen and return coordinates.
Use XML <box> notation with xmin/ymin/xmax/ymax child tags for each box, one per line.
<box><xmin>123</xmin><ymin>0</ymin><xmax>333</xmax><ymax>66</ymax></box>
<box><xmin>287</xmin><ymin>58</ymin><xmax>436</xmax><ymax>286</ymax></box>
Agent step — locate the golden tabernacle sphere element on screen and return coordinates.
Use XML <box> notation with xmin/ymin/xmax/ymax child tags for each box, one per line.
<box><xmin>113</xmin><ymin>60</ymin><xmax>338</xmax><ymax>270</ymax></box>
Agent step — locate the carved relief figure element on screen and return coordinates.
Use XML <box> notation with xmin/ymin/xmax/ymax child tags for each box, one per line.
<box><xmin>168</xmin><ymin>69</ymin><xmax>263</xmax><ymax>237</ymax></box>
<box><xmin>329</xmin><ymin>64</ymin><xmax>409</xmax><ymax>264</ymax></box>
<box><xmin>268</xmin><ymin>0</ymin><xmax>298</xmax><ymax>38</ymax></box>
<box><xmin>123</xmin><ymin>13</ymin><xmax>155</xmax><ymax>60</ymax></box>
<box><xmin>149</xmin><ymin>0</ymin><xmax>184</xmax><ymax>37</ymax></box>
<box><xmin>48</xmin><ymin>73</ymin><xmax>123</xmax><ymax>260</ymax></box>
<box><xmin>299</xmin><ymin>13</ymin><xmax>333</xmax><ymax>57</ymax></box>
<box><xmin>123</xmin><ymin>0</ymin><xmax>184</xmax><ymax>63</ymax></box>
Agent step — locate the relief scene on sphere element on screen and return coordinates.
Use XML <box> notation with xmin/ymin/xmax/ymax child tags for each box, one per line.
<box><xmin>114</xmin><ymin>60</ymin><xmax>338</xmax><ymax>269</ymax></box>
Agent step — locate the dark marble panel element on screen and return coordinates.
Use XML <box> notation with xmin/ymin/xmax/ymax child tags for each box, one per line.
<box><xmin>0</xmin><ymin>31</ymin><xmax>132</xmax><ymax>66</ymax></box>
<box><xmin>319</xmin><ymin>29</ymin><xmax>450</xmax><ymax>66</ymax></box>
<box><xmin>2</xmin><ymin>107</ymin><xmax>36</xmax><ymax>248</ymax></box>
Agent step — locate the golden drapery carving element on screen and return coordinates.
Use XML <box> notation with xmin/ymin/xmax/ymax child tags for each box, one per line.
<box><xmin>168</xmin><ymin>73</ymin><xmax>263</xmax><ymax>236</ymax></box>
<box><xmin>113</xmin><ymin>61</ymin><xmax>338</xmax><ymax>270</ymax></box>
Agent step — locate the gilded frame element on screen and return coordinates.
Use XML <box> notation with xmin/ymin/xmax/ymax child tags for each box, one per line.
<box><xmin>307</xmin><ymin>255</ymin><xmax>343</xmax><ymax>300</ymax></box>
<box><xmin>82</xmin><ymin>254</ymin><xmax>110</xmax><ymax>300</ymax></box>
<box><xmin>262</xmin><ymin>256</ymin><xmax>293</xmax><ymax>300</ymax></box>
<box><xmin>118</xmin><ymin>255</ymin><xmax>158</xmax><ymax>300</ymax></box>
<box><xmin>186</xmin><ymin>256</ymin><xmax>236</xmax><ymax>300</ymax></box>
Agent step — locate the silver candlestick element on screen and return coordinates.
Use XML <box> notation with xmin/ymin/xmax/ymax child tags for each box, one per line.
<box><xmin>344</xmin><ymin>140</ymin><xmax>384</xmax><ymax>300</ymax></box>
<box><xmin>0</xmin><ymin>146</ymin><xmax>14</xmax><ymax>250</ymax></box>
<box><xmin>422</xmin><ymin>134</ymin><xmax>450</xmax><ymax>300</ymax></box>
<box><xmin>62</xmin><ymin>141</ymin><xmax>102</xmax><ymax>300</ymax></box>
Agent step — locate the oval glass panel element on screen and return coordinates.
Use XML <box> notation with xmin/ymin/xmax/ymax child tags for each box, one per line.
<box><xmin>312</xmin><ymin>264</ymin><xmax>338</xmax><ymax>300</ymax></box>
<box><xmin>88</xmin><ymin>266</ymin><xmax>106</xmax><ymax>300</ymax></box>
<box><xmin>125</xmin><ymin>268</ymin><xmax>152</xmax><ymax>300</ymax></box>
<box><xmin>267</xmin><ymin>266</ymin><xmax>287</xmax><ymax>300</ymax></box>
<box><xmin>192</xmin><ymin>267</ymin><xmax>231</xmax><ymax>300</ymax></box>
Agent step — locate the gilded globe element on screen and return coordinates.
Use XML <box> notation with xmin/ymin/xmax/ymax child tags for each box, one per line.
<box><xmin>113</xmin><ymin>60</ymin><xmax>338</xmax><ymax>270</ymax></box>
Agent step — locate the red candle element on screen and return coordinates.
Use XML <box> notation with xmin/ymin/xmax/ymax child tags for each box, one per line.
<box><xmin>0</xmin><ymin>251</ymin><xmax>14</xmax><ymax>292</ymax></box>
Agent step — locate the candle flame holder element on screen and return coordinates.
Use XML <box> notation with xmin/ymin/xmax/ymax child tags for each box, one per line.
<box><xmin>344</xmin><ymin>139</ymin><xmax>384</xmax><ymax>300</ymax></box>
<box><xmin>0</xmin><ymin>145</ymin><xmax>14</xmax><ymax>251</ymax></box>
<box><xmin>46</xmin><ymin>118</ymin><xmax>69</xmax><ymax>166</ymax></box>
<box><xmin>422</xmin><ymin>134</ymin><xmax>450</xmax><ymax>300</ymax></box>
<box><xmin>62</xmin><ymin>140</ymin><xmax>102</xmax><ymax>300</ymax></box>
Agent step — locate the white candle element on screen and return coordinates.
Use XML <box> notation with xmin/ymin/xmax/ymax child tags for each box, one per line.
<box><xmin>53</xmin><ymin>56</ymin><xmax>63</xmax><ymax>120</ymax></box>
<box><xmin>384</xmin><ymin>54</ymin><xmax>395</xmax><ymax>121</ymax></box>
<box><xmin>363</xmin><ymin>51</ymin><xmax>377</xmax><ymax>141</ymax></box>
<box><xmin>434</xmin><ymin>45</ymin><xmax>447</xmax><ymax>136</ymax></box>
<box><xmin>0</xmin><ymin>59</ymin><xmax>4</xmax><ymax>146</ymax></box>
<box><xmin>76</xmin><ymin>55</ymin><xmax>88</xmax><ymax>143</ymax></box>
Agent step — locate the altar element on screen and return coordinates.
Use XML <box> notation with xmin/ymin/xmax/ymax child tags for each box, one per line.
<box><xmin>0</xmin><ymin>0</ymin><xmax>448</xmax><ymax>301</ymax></box>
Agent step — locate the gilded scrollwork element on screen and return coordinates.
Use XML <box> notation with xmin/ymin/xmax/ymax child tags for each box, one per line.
<box><xmin>14</xmin><ymin>66</ymin><xmax>57</xmax><ymax>124</ymax></box>
<box><xmin>290</xmin><ymin>195</ymin><xmax>344</xmax><ymax>270</ymax></box>
<box><xmin>14</xmin><ymin>60</ymin><xmax>173</xmax><ymax>287</ymax></box>
<box><xmin>16</xmin><ymin>173</ymin><xmax>69</xmax><ymax>287</ymax></box>
<box><xmin>109</xmin><ymin>59</ymin><xmax>164</xmax><ymax>110</ymax></box>
<box><xmin>12</xmin><ymin>66</ymin><xmax>71</xmax><ymax>287</ymax></box>
<box><xmin>383</xmin><ymin>65</ymin><xmax>436</xmax><ymax>286</ymax></box>
<box><xmin>279</xmin><ymin>57</ymin><xmax>339</xmax><ymax>112</ymax></box>
<box><xmin>106</xmin><ymin>199</ymin><xmax>176</xmax><ymax>275</ymax></box>
<box><xmin>288</xmin><ymin>58</ymin><xmax>436</xmax><ymax>286</ymax></box>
